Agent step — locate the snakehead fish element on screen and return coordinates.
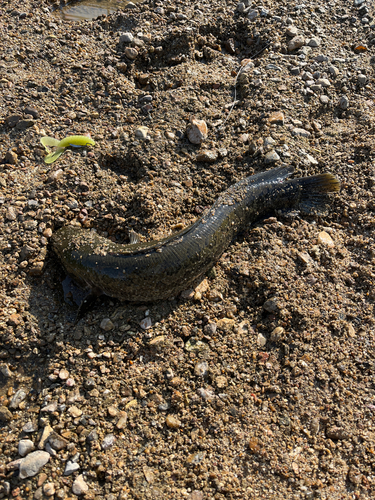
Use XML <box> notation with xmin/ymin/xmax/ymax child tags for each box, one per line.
<box><xmin>52</xmin><ymin>166</ymin><xmax>339</xmax><ymax>303</ymax></box>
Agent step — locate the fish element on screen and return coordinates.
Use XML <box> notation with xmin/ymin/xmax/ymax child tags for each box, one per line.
<box><xmin>52</xmin><ymin>166</ymin><xmax>340</xmax><ymax>304</ymax></box>
<box><xmin>40</xmin><ymin>135</ymin><xmax>95</xmax><ymax>164</ymax></box>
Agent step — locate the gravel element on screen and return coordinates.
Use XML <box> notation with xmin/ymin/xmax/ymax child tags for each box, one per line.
<box><xmin>1</xmin><ymin>0</ymin><xmax>375</xmax><ymax>498</ymax></box>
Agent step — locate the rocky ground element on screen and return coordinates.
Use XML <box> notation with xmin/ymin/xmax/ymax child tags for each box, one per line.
<box><xmin>1</xmin><ymin>0</ymin><xmax>375</xmax><ymax>498</ymax></box>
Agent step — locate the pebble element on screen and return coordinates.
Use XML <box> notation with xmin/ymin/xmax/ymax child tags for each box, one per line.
<box><xmin>307</xmin><ymin>37</ymin><xmax>320</xmax><ymax>47</ymax></box>
<box><xmin>140</xmin><ymin>317</ymin><xmax>152</xmax><ymax>330</ymax></box>
<box><xmin>339</xmin><ymin>95</ymin><xmax>349</xmax><ymax>110</ymax></box>
<box><xmin>100</xmin><ymin>318</ymin><xmax>114</xmax><ymax>331</ymax></box>
<box><xmin>119</xmin><ymin>32</ymin><xmax>134</xmax><ymax>43</ymax></box>
<box><xmin>197</xmin><ymin>388</ymin><xmax>215</xmax><ymax>401</ymax></box>
<box><xmin>166</xmin><ymin>415</ymin><xmax>181</xmax><ymax>429</ymax></box>
<box><xmin>270</xmin><ymin>326</ymin><xmax>285</xmax><ymax>342</ymax></box>
<box><xmin>18</xmin><ymin>439</ymin><xmax>35</xmax><ymax>457</ymax></box>
<box><xmin>102</xmin><ymin>434</ymin><xmax>116</xmax><ymax>450</ymax></box>
<box><xmin>292</xmin><ymin>128</ymin><xmax>311</xmax><ymax>138</ymax></box>
<box><xmin>215</xmin><ymin>376</ymin><xmax>227</xmax><ymax>388</ymax></box>
<box><xmin>124</xmin><ymin>47</ymin><xmax>138</xmax><ymax>60</ymax></box>
<box><xmin>257</xmin><ymin>333</ymin><xmax>267</xmax><ymax>347</ymax></box>
<box><xmin>194</xmin><ymin>361</ymin><xmax>208</xmax><ymax>377</ymax></box>
<box><xmin>320</xmin><ymin>95</ymin><xmax>330</xmax><ymax>105</ymax></box>
<box><xmin>19</xmin><ymin>451</ymin><xmax>50</xmax><ymax>479</ymax></box>
<box><xmin>329</xmin><ymin>65</ymin><xmax>339</xmax><ymax>77</ymax></box>
<box><xmin>357</xmin><ymin>74</ymin><xmax>367</xmax><ymax>85</ymax></box>
<box><xmin>116</xmin><ymin>413</ymin><xmax>128</xmax><ymax>429</ymax></box>
<box><xmin>264</xmin><ymin>150</ymin><xmax>280</xmax><ymax>164</ymax></box>
<box><xmin>268</xmin><ymin>111</ymin><xmax>284</xmax><ymax>125</ymax></box>
<box><xmin>0</xmin><ymin>406</ymin><xmax>13</xmax><ymax>422</ymax></box>
<box><xmin>317</xmin><ymin>78</ymin><xmax>331</xmax><ymax>87</ymax></box>
<box><xmin>187</xmin><ymin>118</ymin><xmax>208</xmax><ymax>144</ymax></box>
<box><xmin>135</xmin><ymin>126</ymin><xmax>149</xmax><ymax>140</ymax></box>
<box><xmin>4</xmin><ymin>150</ymin><xmax>18</xmax><ymax>165</ymax></box>
<box><xmin>285</xmin><ymin>26</ymin><xmax>299</xmax><ymax>37</ymax></box>
<box><xmin>248</xmin><ymin>9</ymin><xmax>258</xmax><ymax>20</ymax></box>
<box><xmin>288</xmin><ymin>35</ymin><xmax>305</xmax><ymax>52</ymax></box>
<box><xmin>23</xmin><ymin>421</ymin><xmax>38</xmax><ymax>433</ymax></box>
<box><xmin>43</xmin><ymin>483</ymin><xmax>55</xmax><ymax>497</ymax></box>
<box><xmin>263</xmin><ymin>298</ymin><xmax>279</xmax><ymax>313</ymax></box>
<box><xmin>64</xmin><ymin>461</ymin><xmax>80</xmax><ymax>475</ymax></box>
<box><xmin>69</xmin><ymin>406</ymin><xmax>83</xmax><ymax>418</ymax></box>
<box><xmin>49</xmin><ymin>433</ymin><xmax>69</xmax><ymax>451</ymax></box>
<box><xmin>72</xmin><ymin>475</ymin><xmax>89</xmax><ymax>495</ymax></box>
<box><xmin>9</xmin><ymin>389</ymin><xmax>27</xmax><ymax>409</ymax></box>
<box><xmin>196</xmin><ymin>150</ymin><xmax>218</xmax><ymax>162</ymax></box>
<box><xmin>317</xmin><ymin>231</ymin><xmax>335</xmax><ymax>248</ymax></box>
<box><xmin>203</xmin><ymin>322</ymin><xmax>217</xmax><ymax>335</ymax></box>
<box><xmin>59</xmin><ymin>369</ymin><xmax>69</xmax><ymax>380</ymax></box>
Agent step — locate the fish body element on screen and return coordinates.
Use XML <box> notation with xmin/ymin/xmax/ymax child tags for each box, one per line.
<box><xmin>52</xmin><ymin>166</ymin><xmax>339</xmax><ymax>302</ymax></box>
<box><xmin>41</xmin><ymin>135</ymin><xmax>95</xmax><ymax>163</ymax></box>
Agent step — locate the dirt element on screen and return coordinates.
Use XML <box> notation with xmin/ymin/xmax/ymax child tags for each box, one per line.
<box><xmin>1</xmin><ymin>0</ymin><xmax>375</xmax><ymax>499</ymax></box>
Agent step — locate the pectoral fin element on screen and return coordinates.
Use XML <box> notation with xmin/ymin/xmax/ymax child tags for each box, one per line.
<box><xmin>44</xmin><ymin>147</ymin><xmax>66</xmax><ymax>164</ymax></box>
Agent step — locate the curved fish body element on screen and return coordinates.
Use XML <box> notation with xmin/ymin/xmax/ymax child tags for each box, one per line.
<box><xmin>41</xmin><ymin>135</ymin><xmax>95</xmax><ymax>164</ymax></box>
<box><xmin>52</xmin><ymin>166</ymin><xmax>339</xmax><ymax>302</ymax></box>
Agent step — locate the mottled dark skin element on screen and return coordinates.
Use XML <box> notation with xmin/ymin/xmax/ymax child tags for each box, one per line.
<box><xmin>52</xmin><ymin>166</ymin><xmax>339</xmax><ymax>302</ymax></box>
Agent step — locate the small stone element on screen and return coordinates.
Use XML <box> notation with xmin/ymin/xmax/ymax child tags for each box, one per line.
<box><xmin>288</xmin><ymin>35</ymin><xmax>305</xmax><ymax>52</ymax></box>
<box><xmin>102</xmin><ymin>434</ymin><xmax>116</xmax><ymax>450</ymax></box>
<box><xmin>326</xmin><ymin>426</ymin><xmax>350</xmax><ymax>440</ymax></box>
<box><xmin>116</xmin><ymin>412</ymin><xmax>128</xmax><ymax>429</ymax></box>
<box><xmin>285</xmin><ymin>26</ymin><xmax>299</xmax><ymax>37</ymax></box>
<box><xmin>16</xmin><ymin>119</ymin><xmax>35</xmax><ymax>130</ymax></box>
<box><xmin>247</xmin><ymin>9</ymin><xmax>258</xmax><ymax>20</ymax></box>
<box><xmin>292</xmin><ymin>128</ymin><xmax>311</xmax><ymax>138</ymax></box>
<box><xmin>38</xmin><ymin>426</ymin><xmax>53</xmax><ymax>450</ymax></box>
<box><xmin>206</xmin><ymin>289</ymin><xmax>223</xmax><ymax>302</ymax></box>
<box><xmin>9</xmin><ymin>389</ymin><xmax>27</xmax><ymax>409</ymax></box>
<box><xmin>257</xmin><ymin>333</ymin><xmax>267</xmax><ymax>346</ymax></box>
<box><xmin>264</xmin><ymin>150</ymin><xmax>280</xmax><ymax>164</ymax></box>
<box><xmin>196</xmin><ymin>150</ymin><xmax>218</xmax><ymax>162</ymax></box>
<box><xmin>24</xmin><ymin>107</ymin><xmax>39</xmax><ymax>118</ymax></box>
<box><xmin>59</xmin><ymin>369</ymin><xmax>69</xmax><ymax>380</ymax></box>
<box><xmin>307</xmin><ymin>37</ymin><xmax>320</xmax><ymax>47</ymax></box>
<box><xmin>124</xmin><ymin>47</ymin><xmax>138</xmax><ymax>60</ymax></box>
<box><xmin>194</xmin><ymin>361</ymin><xmax>208</xmax><ymax>377</ymax></box>
<box><xmin>317</xmin><ymin>231</ymin><xmax>334</xmax><ymax>248</ymax></box>
<box><xmin>0</xmin><ymin>406</ymin><xmax>12</xmax><ymax>423</ymax></box>
<box><xmin>317</xmin><ymin>78</ymin><xmax>331</xmax><ymax>87</ymax></box>
<box><xmin>23</xmin><ymin>421</ymin><xmax>37</xmax><ymax>433</ymax></box>
<box><xmin>43</xmin><ymin>483</ymin><xmax>55</xmax><ymax>497</ymax></box>
<box><xmin>100</xmin><ymin>318</ymin><xmax>114</xmax><ymax>331</ymax></box>
<box><xmin>72</xmin><ymin>475</ymin><xmax>89</xmax><ymax>495</ymax></box>
<box><xmin>64</xmin><ymin>461</ymin><xmax>80</xmax><ymax>475</ymax></box>
<box><xmin>187</xmin><ymin>118</ymin><xmax>208</xmax><ymax>144</ymax></box>
<box><xmin>215</xmin><ymin>376</ymin><xmax>227</xmax><ymax>388</ymax></box>
<box><xmin>320</xmin><ymin>95</ymin><xmax>330</xmax><ymax>105</ymax></box>
<box><xmin>197</xmin><ymin>388</ymin><xmax>215</xmax><ymax>401</ymax></box>
<box><xmin>119</xmin><ymin>32</ymin><xmax>134</xmax><ymax>43</ymax></box>
<box><xmin>140</xmin><ymin>317</ymin><xmax>152</xmax><ymax>330</ymax></box>
<box><xmin>329</xmin><ymin>65</ymin><xmax>339</xmax><ymax>77</ymax></box>
<box><xmin>68</xmin><ymin>406</ymin><xmax>82</xmax><ymax>418</ymax></box>
<box><xmin>7</xmin><ymin>313</ymin><xmax>21</xmax><ymax>326</ymax></box>
<box><xmin>18</xmin><ymin>439</ymin><xmax>35</xmax><ymax>457</ymax></box>
<box><xmin>268</xmin><ymin>112</ymin><xmax>284</xmax><ymax>125</ymax></box>
<box><xmin>216</xmin><ymin>318</ymin><xmax>235</xmax><ymax>331</ymax></box>
<box><xmin>339</xmin><ymin>95</ymin><xmax>349</xmax><ymax>110</ymax></box>
<box><xmin>135</xmin><ymin>126</ymin><xmax>149</xmax><ymax>140</ymax></box>
<box><xmin>48</xmin><ymin>433</ymin><xmax>69</xmax><ymax>451</ymax></box>
<box><xmin>41</xmin><ymin>401</ymin><xmax>57</xmax><ymax>413</ymax></box>
<box><xmin>270</xmin><ymin>326</ymin><xmax>285</xmax><ymax>342</ymax></box>
<box><xmin>47</xmin><ymin>169</ymin><xmax>63</xmax><ymax>183</ymax></box>
<box><xmin>37</xmin><ymin>473</ymin><xmax>48</xmax><ymax>487</ymax></box>
<box><xmin>166</xmin><ymin>415</ymin><xmax>181</xmax><ymax>429</ymax></box>
<box><xmin>19</xmin><ymin>451</ymin><xmax>50</xmax><ymax>479</ymax></box>
<box><xmin>107</xmin><ymin>406</ymin><xmax>118</xmax><ymax>417</ymax></box>
<box><xmin>263</xmin><ymin>298</ymin><xmax>279</xmax><ymax>313</ymax></box>
<box><xmin>357</xmin><ymin>74</ymin><xmax>367</xmax><ymax>85</ymax></box>
<box><xmin>203</xmin><ymin>322</ymin><xmax>217</xmax><ymax>336</ymax></box>
<box><xmin>5</xmin><ymin>114</ymin><xmax>22</xmax><ymax>127</ymax></box>
<box><xmin>4</xmin><ymin>150</ymin><xmax>18</xmax><ymax>165</ymax></box>
<box><xmin>28</xmin><ymin>262</ymin><xmax>44</xmax><ymax>276</ymax></box>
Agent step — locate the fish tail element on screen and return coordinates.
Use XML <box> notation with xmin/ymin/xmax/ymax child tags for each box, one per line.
<box><xmin>288</xmin><ymin>173</ymin><xmax>340</xmax><ymax>214</ymax></box>
<box><xmin>44</xmin><ymin>147</ymin><xmax>66</xmax><ymax>164</ymax></box>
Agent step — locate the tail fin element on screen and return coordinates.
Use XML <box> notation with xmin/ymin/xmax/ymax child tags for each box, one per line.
<box><xmin>287</xmin><ymin>173</ymin><xmax>340</xmax><ymax>214</ymax></box>
<box><xmin>41</xmin><ymin>136</ymin><xmax>60</xmax><ymax>152</ymax></box>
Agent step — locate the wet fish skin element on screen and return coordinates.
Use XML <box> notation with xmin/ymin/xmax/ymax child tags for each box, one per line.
<box><xmin>52</xmin><ymin>166</ymin><xmax>339</xmax><ymax>302</ymax></box>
